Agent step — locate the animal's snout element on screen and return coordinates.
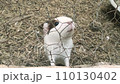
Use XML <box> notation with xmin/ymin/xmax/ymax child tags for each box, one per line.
<box><xmin>66</xmin><ymin>21</ymin><xmax>73</xmax><ymax>25</ymax></box>
<box><xmin>66</xmin><ymin>21</ymin><xmax>75</xmax><ymax>32</ymax></box>
<box><xmin>66</xmin><ymin>21</ymin><xmax>76</xmax><ymax>28</ymax></box>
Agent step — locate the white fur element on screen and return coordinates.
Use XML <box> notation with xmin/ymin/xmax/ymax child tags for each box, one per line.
<box><xmin>43</xmin><ymin>16</ymin><xmax>75</xmax><ymax>66</ymax></box>
<box><xmin>109</xmin><ymin>0</ymin><xmax>120</xmax><ymax>12</ymax></box>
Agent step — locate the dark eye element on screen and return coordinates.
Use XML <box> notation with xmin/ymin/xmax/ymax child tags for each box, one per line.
<box><xmin>54</xmin><ymin>22</ymin><xmax>59</xmax><ymax>26</ymax></box>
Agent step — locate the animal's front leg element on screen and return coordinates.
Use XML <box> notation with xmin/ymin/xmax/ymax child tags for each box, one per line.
<box><xmin>50</xmin><ymin>62</ymin><xmax>55</xmax><ymax>66</ymax></box>
<box><xmin>64</xmin><ymin>48</ymin><xmax>72</xmax><ymax>67</ymax></box>
<box><xmin>64</xmin><ymin>57</ymin><xmax>70</xmax><ymax>67</ymax></box>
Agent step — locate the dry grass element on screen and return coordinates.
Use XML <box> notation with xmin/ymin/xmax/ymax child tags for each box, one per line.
<box><xmin>0</xmin><ymin>0</ymin><xmax>120</xmax><ymax>67</ymax></box>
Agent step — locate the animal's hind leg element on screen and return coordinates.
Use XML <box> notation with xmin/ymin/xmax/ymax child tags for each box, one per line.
<box><xmin>48</xmin><ymin>55</ymin><xmax>56</xmax><ymax>66</ymax></box>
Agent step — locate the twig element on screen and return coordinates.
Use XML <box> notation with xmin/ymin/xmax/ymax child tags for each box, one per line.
<box><xmin>6</xmin><ymin>14</ymin><xmax>34</xmax><ymax>25</ymax></box>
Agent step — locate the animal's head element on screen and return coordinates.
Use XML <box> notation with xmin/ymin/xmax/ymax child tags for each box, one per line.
<box><xmin>42</xmin><ymin>16</ymin><xmax>75</xmax><ymax>39</ymax></box>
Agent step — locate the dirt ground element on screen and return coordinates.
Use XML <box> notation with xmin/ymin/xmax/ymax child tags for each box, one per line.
<box><xmin>0</xmin><ymin>0</ymin><xmax>120</xmax><ymax>68</ymax></box>
<box><xmin>1</xmin><ymin>62</ymin><xmax>120</xmax><ymax>68</ymax></box>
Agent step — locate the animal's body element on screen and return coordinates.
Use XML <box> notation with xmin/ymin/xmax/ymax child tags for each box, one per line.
<box><xmin>43</xmin><ymin>16</ymin><xmax>75</xmax><ymax>66</ymax></box>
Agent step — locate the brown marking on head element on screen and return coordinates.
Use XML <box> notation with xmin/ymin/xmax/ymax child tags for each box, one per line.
<box><xmin>38</xmin><ymin>19</ymin><xmax>59</xmax><ymax>34</ymax></box>
<box><xmin>44</xmin><ymin>20</ymin><xmax>59</xmax><ymax>34</ymax></box>
<box><xmin>46</xmin><ymin>20</ymin><xmax>56</xmax><ymax>34</ymax></box>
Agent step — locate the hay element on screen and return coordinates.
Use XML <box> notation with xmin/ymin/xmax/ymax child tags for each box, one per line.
<box><xmin>0</xmin><ymin>0</ymin><xmax>120</xmax><ymax>67</ymax></box>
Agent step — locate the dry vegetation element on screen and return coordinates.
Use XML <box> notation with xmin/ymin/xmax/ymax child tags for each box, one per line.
<box><xmin>0</xmin><ymin>0</ymin><xmax>120</xmax><ymax>67</ymax></box>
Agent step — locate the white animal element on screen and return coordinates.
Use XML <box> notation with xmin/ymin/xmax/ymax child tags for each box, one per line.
<box><xmin>42</xmin><ymin>16</ymin><xmax>75</xmax><ymax>66</ymax></box>
<box><xmin>109</xmin><ymin>0</ymin><xmax>120</xmax><ymax>12</ymax></box>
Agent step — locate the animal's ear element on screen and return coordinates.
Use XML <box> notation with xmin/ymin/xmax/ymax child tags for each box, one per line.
<box><xmin>43</xmin><ymin>22</ymin><xmax>50</xmax><ymax>34</ymax></box>
<box><xmin>38</xmin><ymin>22</ymin><xmax>49</xmax><ymax>34</ymax></box>
<box><xmin>43</xmin><ymin>20</ymin><xmax>56</xmax><ymax>34</ymax></box>
<box><xmin>38</xmin><ymin>20</ymin><xmax>57</xmax><ymax>34</ymax></box>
